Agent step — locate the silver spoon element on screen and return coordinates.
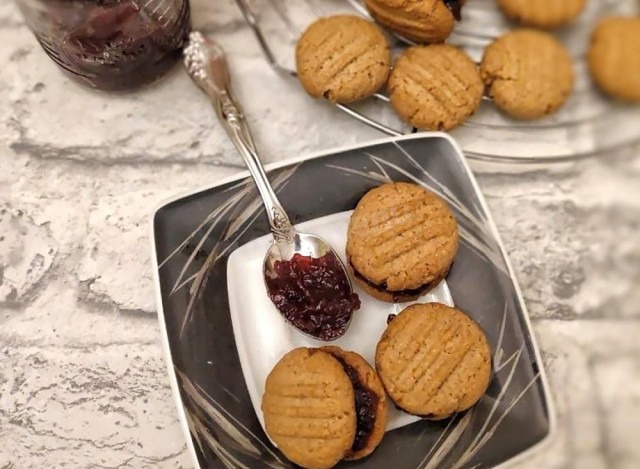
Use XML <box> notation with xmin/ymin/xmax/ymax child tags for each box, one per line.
<box><xmin>183</xmin><ymin>31</ymin><xmax>357</xmax><ymax>341</ymax></box>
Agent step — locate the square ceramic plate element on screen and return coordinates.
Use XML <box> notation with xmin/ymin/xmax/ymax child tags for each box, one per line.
<box><xmin>151</xmin><ymin>133</ymin><xmax>555</xmax><ymax>469</ymax></box>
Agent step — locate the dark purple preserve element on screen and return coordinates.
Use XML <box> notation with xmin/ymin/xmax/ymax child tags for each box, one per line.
<box><xmin>17</xmin><ymin>0</ymin><xmax>190</xmax><ymax>90</ymax></box>
<box><xmin>334</xmin><ymin>357</ymin><xmax>378</xmax><ymax>453</ymax></box>
<box><xmin>443</xmin><ymin>0</ymin><xmax>464</xmax><ymax>21</ymax></box>
<box><xmin>265</xmin><ymin>253</ymin><xmax>360</xmax><ymax>341</ymax></box>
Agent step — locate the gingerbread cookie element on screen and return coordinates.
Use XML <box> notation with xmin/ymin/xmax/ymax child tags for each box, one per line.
<box><xmin>588</xmin><ymin>16</ymin><xmax>640</xmax><ymax>103</ymax></box>
<box><xmin>388</xmin><ymin>45</ymin><xmax>483</xmax><ymax>130</ymax></box>
<box><xmin>496</xmin><ymin>0</ymin><xmax>586</xmax><ymax>29</ymax></box>
<box><xmin>376</xmin><ymin>303</ymin><xmax>492</xmax><ymax>419</ymax></box>
<box><xmin>346</xmin><ymin>182</ymin><xmax>459</xmax><ymax>303</ymax></box>
<box><xmin>296</xmin><ymin>15</ymin><xmax>391</xmax><ymax>104</ymax></box>
<box><xmin>480</xmin><ymin>29</ymin><xmax>574</xmax><ymax>119</ymax></box>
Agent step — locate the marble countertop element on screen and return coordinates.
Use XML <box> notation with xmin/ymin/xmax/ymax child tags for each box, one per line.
<box><xmin>1</xmin><ymin>1</ymin><xmax>639</xmax><ymax>468</ymax></box>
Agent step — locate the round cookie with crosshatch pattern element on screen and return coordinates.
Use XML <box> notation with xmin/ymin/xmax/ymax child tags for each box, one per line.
<box><xmin>480</xmin><ymin>29</ymin><xmax>574</xmax><ymax>120</ymax></box>
<box><xmin>588</xmin><ymin>16</ymin><xmax>640</xmax><ymax>103</ymax></box>
<box><xmin>388</xmin><ymin>44</ymin><xmax>483</xmax><ymax>130</ymax></box>
<box><xmin>295</xmin><ymin>15</ymin><xmax>391</xmax><ymax>104</ymax></box>
<box><xmin>376</xmin><ymin>302</ymin><xmax>492</xmax><ymax>419</ymax></box>
<box><xmin>346</xmin><ymin>182</ymin><xmax>459</xmax><ymax>303</ymax></box>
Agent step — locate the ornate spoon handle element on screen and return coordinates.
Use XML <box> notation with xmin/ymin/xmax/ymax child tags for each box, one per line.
<box><xmin>184</xmin><ymin>31</ymin><xmax>295</xmax><ymax>244</ymax></box>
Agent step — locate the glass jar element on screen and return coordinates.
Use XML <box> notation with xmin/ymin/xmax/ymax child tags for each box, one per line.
<box><xmin>16</xmin><ymin>0</ymin><xmax>191</xmax><ymax>91</ymax></box>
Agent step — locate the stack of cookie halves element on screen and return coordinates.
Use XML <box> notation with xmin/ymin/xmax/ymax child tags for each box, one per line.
<box><xmin>261</xmin><ymin>183</ymin><xmax>493</xmax><ymax>469</ymax></box>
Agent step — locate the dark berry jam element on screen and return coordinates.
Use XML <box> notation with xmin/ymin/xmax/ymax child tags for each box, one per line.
<box><xmin>387</xmin><ymin>314</ymin><xmax>397</xmax><ymax>324</ymax></box>
<box><xmin>23</xmin><ymin>0</ymin><xmax>191</xmax><ymax>91</ymax></box>
<box><xmin>443</xmin><ymin>0</ymin><xmax>463</xmax><ymax>21</ymax></box>
<box><xmin>331</xmin><ymin>355</ymin><xmax>378</xmax><ymax>454</ymax></box>
<box><xmin>266</xmin><ymin>253</ymin><xmax>360</xmax><ymax>341</ymax></box>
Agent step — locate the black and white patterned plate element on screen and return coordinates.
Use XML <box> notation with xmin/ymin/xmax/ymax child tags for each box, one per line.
<box><xmin>151</xmin><ymin>133</ymin><xmax>554</xmax><ymax>469</ymax></box>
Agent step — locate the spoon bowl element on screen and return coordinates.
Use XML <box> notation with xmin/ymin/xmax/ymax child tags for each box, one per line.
<box><xmin>264</xmin><ymin>232</ymin><xmax>332</xmax><ymax>276</ymax></box>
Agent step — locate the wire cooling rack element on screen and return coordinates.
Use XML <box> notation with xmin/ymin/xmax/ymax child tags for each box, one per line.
<box><xmin>233</xmin><ymin>0</ymin><xmax>640</xmax><ymax>163</ymax></box>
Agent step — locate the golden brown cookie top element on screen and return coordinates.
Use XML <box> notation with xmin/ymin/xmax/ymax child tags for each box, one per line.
<box><xmin>262</xmin><ymin>348</ymin><xmax>356</xmax><ymax>469</ymax></box>
<box><xmin>320</xmin><ymin>346</ymin><xmax>388</xmax><ymax>461</ymax></box>
<box><xmin>375</xmin><ymin>303</ymin><xmax>492</xmax><ymax>418</ymax></box>
<box><xmin>347</xmin><ymin>182</ymin><xmax>458</xmax><ymax>292</ymax></box>
<box><xmin>365</xmin><ymin>0</ymin><xmax>457</xmax><ymax>43</ymax></box>
<box><xmin>588</xmin><ymin>16</ymin><xmax>640</xmax><ymax>103</ymax></box>
<box><xmin>496</xmin><ymin>0</ymin><xmax>586</xmax><ymax>28</ymax></box>
<box><xmin>480</xmin><ymin>29</ymin><xmax>574</xmax><ymax>120</ymax></box>
<box><xmin>388</xmin><ymin>44</ymin><xmax>483</xmax><ymax>130</ymax></box>
<box><xmin>296</xmin><ymin>15</ymin><xmax>391</xmax><ymax>104</ymax></box>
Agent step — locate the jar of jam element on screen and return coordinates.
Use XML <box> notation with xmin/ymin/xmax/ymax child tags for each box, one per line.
<box><xmin>16</xmin><ymin>0</ymin><xmax>191</xmax><ymax>91</ymax></box>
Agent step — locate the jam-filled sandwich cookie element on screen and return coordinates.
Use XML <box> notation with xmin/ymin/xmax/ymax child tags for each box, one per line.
<box><xmin>496</xmin><ymin>0</ymin><xmax>587</xmax><ymax>29</ymax></box>
<box><xmin>376</xmin><ymin>303</ymin><xmax>492</xmax><ymax>419</ymax></box>
<box><xmin>480</xmin><ymin>29</ymin><xmax>574</xmax><ymax>120</ymax></box>
<box><xmin>346</xmin><ymin>182</ymin><xmax>459</xmax><ymax>303</ymax></box>
<box><xmin>365</xmin><ymin>0</ymin><xmax>465</xmax><ymax>43</ymax></box>
<box><xmin>296</xmin><ymin>15</ymin><xmax>391</xmax><ymax>104</ymax></box>
<box><xmin>262</xmin><ymin>347</ymin><xmax>388</xmax><ymax>469</ymax></box>
<box><xmin>389</xmin><ymin>44</ymin><xmax>483</xmax><ymax>130</ymax></box>
<box><xmin>588</xmin><ymin>16</ymin><xmax>640</xmax><ymax>103</ymax></box>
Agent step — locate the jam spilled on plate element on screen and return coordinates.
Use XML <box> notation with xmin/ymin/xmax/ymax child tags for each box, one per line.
<box><xmin>266</xmin><ymin>253</ymin><xmax>360</xmax><ymax>341</ymax></box>
<box><xmin>331</xmin><ymin>355</ymin><xmax>378</xmax><ymax>454</ymax></box>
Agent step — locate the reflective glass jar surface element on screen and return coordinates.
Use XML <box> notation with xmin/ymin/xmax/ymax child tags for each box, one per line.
<box><xmin>16</xmin><ymin>0</ymin><xmax>191</xmax><ymax>91</ymax></box>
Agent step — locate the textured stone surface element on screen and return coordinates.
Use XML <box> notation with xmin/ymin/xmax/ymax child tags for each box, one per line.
<box><xmin>1</xmin><ymin>0</ymin><xmax>639</xmax><ymax>468</ymax></box>
<box><xmin>78</xmin><ymin>191</ymin><xmax>164</xmax><ymax>315</ymax></box>
<box><xmin>594</xmin><ymin>357</ymin><xmax>640</xmax><ymax>469</ymax></box>
<box><xmin>1</xmin><ymin>0</ymin><xmax>378</xmax><ymax>168</ymax></box>
<box><xmin>481</xmin><ymin>158</ymin><xmax>640</xmax><ymax>321</ymax></box>
<box><xmin>0</xmin><ymin>206</ymin><xmax>56</xmax><ymax>305</ymax></box>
